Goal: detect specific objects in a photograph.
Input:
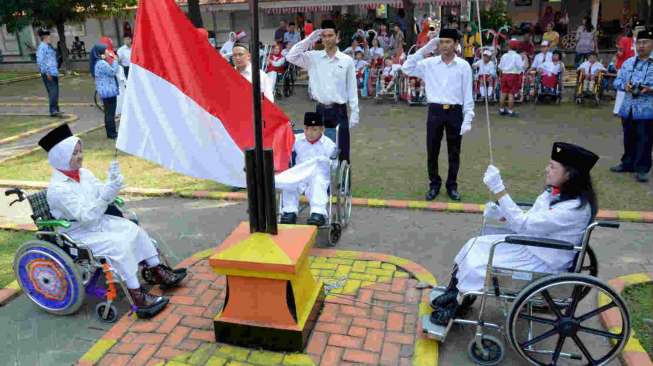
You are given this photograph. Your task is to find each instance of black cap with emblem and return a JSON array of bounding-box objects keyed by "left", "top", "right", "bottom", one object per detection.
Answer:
[
  {"left": 439, "top": 28, "right": 460, "bottom": 41},
  {"left": 638, "top": 28, "right": 653, "bottom": 40},
  {"left": 304, "top": 112, "right": 324, "bottom": 127},
  {"left": 38, "top": 124, "right": 73, "bottom": 152},
  {"left": 551, "top": 142, "right": 599, "bottom": 174}
]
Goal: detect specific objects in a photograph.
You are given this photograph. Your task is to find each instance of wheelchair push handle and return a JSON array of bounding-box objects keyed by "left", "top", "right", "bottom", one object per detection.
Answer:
[
  {"left": 597, "top": 221, "right": 620, "bottom": 229},
  {"left": 4, "top": 188, "right": 25, "bottom": 206}
]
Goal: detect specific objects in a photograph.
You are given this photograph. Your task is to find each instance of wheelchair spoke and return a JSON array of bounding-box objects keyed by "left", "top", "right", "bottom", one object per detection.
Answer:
[
  {"left": 518, "top": 313, "right": 556, "bottom": 326},
  {"left": 541, "top": 290, "right": 563, "bottom": 319},
  {"left": 579, "top": 326, "right": 623, "bottom": 340},
  {"left": 520, "top": 328, "right": 558, "bottom": 348},
  {"left": 566, "top": 284, "right": 585, "bottom": 317},
  {"left": 551, "top": 335, "right": 567, "bottom": 365},
  {"left": 577, "top": 301, "right": 616, "bottom": 322},
  {"left": 572, "top": 335, "right": 596, "bottom": 365}
]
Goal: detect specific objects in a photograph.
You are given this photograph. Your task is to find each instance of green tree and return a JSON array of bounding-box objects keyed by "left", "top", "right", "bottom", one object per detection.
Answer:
[{"left": 0, "top": 0, "right": 136, "bottom": 72}]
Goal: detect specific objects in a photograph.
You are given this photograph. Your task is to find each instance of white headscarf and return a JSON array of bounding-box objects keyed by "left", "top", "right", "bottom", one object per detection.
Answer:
[{"left": 47, "top": 136, "right": 80, "bottom": 171}]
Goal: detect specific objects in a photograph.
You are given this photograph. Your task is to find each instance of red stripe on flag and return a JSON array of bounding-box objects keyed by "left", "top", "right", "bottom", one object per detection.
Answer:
[{"left": 131, "top": 0, "right": 293, "bottom": 171}]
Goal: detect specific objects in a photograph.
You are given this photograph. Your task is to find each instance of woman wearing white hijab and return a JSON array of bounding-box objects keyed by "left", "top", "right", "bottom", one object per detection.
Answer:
[{"left": 38, "top": 124, "right": 186, "bottom": 318}]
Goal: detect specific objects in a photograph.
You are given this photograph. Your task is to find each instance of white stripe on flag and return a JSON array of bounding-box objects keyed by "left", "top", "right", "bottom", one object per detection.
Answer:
[{"left": 117, "top": 64, "right": 246, "bottom": 187}]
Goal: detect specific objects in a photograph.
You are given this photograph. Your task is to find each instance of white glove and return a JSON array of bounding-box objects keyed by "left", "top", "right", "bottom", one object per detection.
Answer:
[
  {"left": 307, "top": 29, "right": 323, "bottom": 43},
  {"left": 349, "top": 116, "right": 358, "bottom": 129},
  {"left": 483, "top": 165, "right": 505, "bottom": 194},
  {"left": 100, "top": 177, "right": 123, "bottom": 203},
  {"left": 419, "top": 37, "right": 439, "bottom": 56},
  {"left": 483, "top": 201, "right": 504, "bottom": 220},
  {"left": 108, "top": 160, "right": 120, "bottom": 180},
  {"left": 460, "top": 120, "right": 472, "bottom": 135}
]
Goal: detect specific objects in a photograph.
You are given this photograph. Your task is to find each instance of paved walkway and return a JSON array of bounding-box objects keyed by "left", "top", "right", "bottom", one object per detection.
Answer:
[{"left": 1, "top": 195, "right": 651, "bottom": 365}]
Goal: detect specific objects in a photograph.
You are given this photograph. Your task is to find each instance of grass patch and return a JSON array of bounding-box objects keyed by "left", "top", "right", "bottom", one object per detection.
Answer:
[
  {"left": 0, "top": 230, "right": 35, "bottom": 287},
  {"left": 0, "top": 72, "right": 34, "bottom": 82},
  {"left": 0, "top": 115, "right": 57, "bottom": 140},
  {"left": 623, "top": 282, "right": 653, "bottom": 359}
]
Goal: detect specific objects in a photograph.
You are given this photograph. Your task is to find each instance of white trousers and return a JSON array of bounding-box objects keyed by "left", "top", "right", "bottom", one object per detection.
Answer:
[
  {"left": 267, "top": 71, "right": 278, "bottom": 92},
  {"left": 281, "top": 173, "right": 329, "bottom": 215}
]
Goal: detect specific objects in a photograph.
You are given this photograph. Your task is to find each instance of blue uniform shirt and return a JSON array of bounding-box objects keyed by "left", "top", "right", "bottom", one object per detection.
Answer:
[
  {"left": 36, "top": 42, "right": 58, "bottom": 77},
  {"left": 614, "top": 56, "right": 653, "bottom": 121},
  {"left": 94, "top": 60, "right": 120, "bottom": 99}
]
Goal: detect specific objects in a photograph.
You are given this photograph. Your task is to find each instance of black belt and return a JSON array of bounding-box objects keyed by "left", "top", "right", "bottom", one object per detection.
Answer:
[
  {"left": 429, "top": 103, "right": 462, "bottom": 111},
  {"left": 317, "top": 102, "right": 346, "bottom": 109}
]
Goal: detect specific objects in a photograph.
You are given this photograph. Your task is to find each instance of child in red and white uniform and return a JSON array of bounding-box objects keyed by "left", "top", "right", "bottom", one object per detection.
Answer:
[
  {"left": 378, "top": 58, "right": 401, "bottom": 95},
  {"left": 354, "top": 50, "right": 370, "bottom": 93},
  {"left": 473, "top": 49, "right": 497, "bottom": 100},
  {"left": 498, "top": 39, "right": 525, "bottom": 117},
  {"left": 577, "top": 52, "right": 606, "bottom": 92},
  {"left": 538, "top": 50, "right": 565, "bottom": 90},
  {"left": 266, "top": 44, "right": 286, "bottom": 92}
]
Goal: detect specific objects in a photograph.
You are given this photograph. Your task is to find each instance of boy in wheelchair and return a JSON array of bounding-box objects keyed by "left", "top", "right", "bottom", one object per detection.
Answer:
[
  {"left": 472, "top": 49, "right": 497, "bottom": 101},
  {"left": 577, "top": 52, "right": 606, "bottom": 96},
  {"left": 279, "top": 112, "right": 336, "bottom": 227},
  {"left": 430, "top": 142, "right": 599, "bottom": 325},
  {"left": 38, "top": 124, "right": 187, "bottom": 318}
]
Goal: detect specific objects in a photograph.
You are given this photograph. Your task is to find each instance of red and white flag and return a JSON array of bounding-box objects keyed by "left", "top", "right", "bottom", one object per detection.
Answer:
[{"left": 117, "top": 0, "right": 294, "bottom": 187}]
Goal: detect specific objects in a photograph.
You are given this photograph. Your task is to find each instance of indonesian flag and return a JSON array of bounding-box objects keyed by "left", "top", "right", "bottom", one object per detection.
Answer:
[{"left": 117, "top": 0, "right": 294, "bottom": 187}]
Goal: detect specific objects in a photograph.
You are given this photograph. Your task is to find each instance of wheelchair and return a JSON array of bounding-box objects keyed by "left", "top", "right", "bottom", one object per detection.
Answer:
[
  {"left": 273, "top": 62, "right": 296, "bottom": 99},
  {"left": 474, "top": 73, "right": 499, "bottom": 103},
  {"left": 422, "top": 206, "right": 631, "bottom": 366},
  {"left": 277, "top": 126, "right": 352, "bottom": 246},
  {"left": 533, "top": 71, "right": 564, "bottom": 105},
  {"left": 4, "top": 188, "right": 183, "bottom": 323},
  {"left": 374, "top": 68, "right": 401, "bottom": 103},
  {"left": 574, "top": 70, "right": 605, "bottom": 106}
]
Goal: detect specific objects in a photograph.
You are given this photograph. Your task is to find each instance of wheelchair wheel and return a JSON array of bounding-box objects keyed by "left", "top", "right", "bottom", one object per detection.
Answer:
[
  {"left": 95, "top": 302, "right": 118, "bottom": 323},
  {"left": 337, "top": 161, "right": 352, "bottom": 228},
  {"left": 14, "top": 240, "right": 85, "bottom": 315},
  {"left": 467, "top": 335, "right": 505, "bottom": 366},
  {"left": 507, "top": 273, "right": 630, "bottom": 366},
  {"left": 328, "top": 223, "right": 341, "bottom": 246}
]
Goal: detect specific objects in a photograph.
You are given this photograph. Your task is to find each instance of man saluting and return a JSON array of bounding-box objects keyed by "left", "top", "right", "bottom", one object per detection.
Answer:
[{"left": 402, "top": 29, "right": 475, "bottom": 201}]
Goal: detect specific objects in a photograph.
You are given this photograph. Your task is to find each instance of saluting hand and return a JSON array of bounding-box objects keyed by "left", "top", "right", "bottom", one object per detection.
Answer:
[{"left": 307, "top": 29, "right": 323, "bottom": 44}]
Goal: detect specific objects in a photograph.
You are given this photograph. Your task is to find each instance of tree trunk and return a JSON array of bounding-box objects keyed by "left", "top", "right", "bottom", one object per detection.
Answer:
[
  {"left": 55, "top": 22, "right": 72, "bottom": 73},
  {"left": 402, "top": 0, "right": 416, "bottom": 48},
  {"left": 187, "top": 0, "right": 203, "bottom": 28}
]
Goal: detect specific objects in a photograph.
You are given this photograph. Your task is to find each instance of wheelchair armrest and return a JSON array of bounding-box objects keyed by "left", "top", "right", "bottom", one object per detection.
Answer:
[
  {"left": 330, "top": 148, "right": 341, "bottom": 160},
  {"left": 114, "top": 197, "right": 125, "bottom": 207},
  {"left": 504, "top": 235, "right": 577, "bottom": 251},
  {"left": 35, "top": 219, "right": 72, "bottom": 230},
  {"left": 514, "top": 201, "right": 534, "bottom": 208}
]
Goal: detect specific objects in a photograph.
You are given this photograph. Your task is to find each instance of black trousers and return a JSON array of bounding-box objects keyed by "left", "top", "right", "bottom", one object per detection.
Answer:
[
  {"left": 427, "top": 104, "right": 463, "bottom": 190},
  {"left": 102, "top": 96, "right": 118, "bottom": 139},
  {"left": 123, "top": 65, "right": 130, "bottom": 79},
  {"left": 621, "top": 116, "right": 653, "bottom": 174},
  {"left": 316, "top": 103, "right": 350, "bottom": 162},
  {"left": 41, "top": 74, "right": 60, "bottom": 116}
]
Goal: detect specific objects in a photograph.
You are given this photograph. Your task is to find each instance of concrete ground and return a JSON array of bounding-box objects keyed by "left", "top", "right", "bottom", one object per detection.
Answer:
[{"left": 0, "top": 193, "right": 650, "bottom": 365}]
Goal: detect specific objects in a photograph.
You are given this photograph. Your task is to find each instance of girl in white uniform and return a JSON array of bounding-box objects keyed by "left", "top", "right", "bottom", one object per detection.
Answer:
[
  {"left": 38, "top": 124, "right": 187, "bottom": 318},
  {"left": 431, "top": 142, "right": 599, "bottom": 325}
]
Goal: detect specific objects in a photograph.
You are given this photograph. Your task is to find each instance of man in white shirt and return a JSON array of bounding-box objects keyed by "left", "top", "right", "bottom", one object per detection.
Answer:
[
  {"left": 402, "top": 28, "right": 474, "bottom": 202},
  {"left": 498, "top": 39, "right": 525, "bottom": 117},
  {"left": 117, "top": 36, "right": 132, "bottom": 79},
  {"left": 232, "top": 43, "right": 274, "bottom": 102},
  {"left": 286, "top": 19, "right": 359, "bottom": 162}
]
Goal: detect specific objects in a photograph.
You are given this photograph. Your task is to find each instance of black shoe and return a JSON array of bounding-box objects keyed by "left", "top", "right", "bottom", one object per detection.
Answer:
[
  {"left": 430, "top": 288, "right": 458, "bottom": 309},
  {"left": 128, "top": 288, "right": 169, "bottom": 319},
  {"left": 148, "top": 265, "right": 187, "bottom": 290},
  {"left": 636, "top": 172, "right": 650, "bottom": 182},
  {"left": 447, "top": 188, "right": 461, "bottom": 201},
  {"left": 429, "top": 301, "right": 458, "bottom": 326},
  {"left": 610, "top": 164, "right": 634, "bottom": 173},
  {"left": 280, "top": 212, "right": 297, "bottom": 224},
  {"left": 306, "top": 213, "right": 326, "bottom": 226},
  {"left": 425, "top": 187, "right": 440, "bottom": 201}
]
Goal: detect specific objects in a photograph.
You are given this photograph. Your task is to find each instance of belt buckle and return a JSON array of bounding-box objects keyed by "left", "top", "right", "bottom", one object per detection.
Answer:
[{"left": 443, "top": 104, "right": 450, "bottom": 110}]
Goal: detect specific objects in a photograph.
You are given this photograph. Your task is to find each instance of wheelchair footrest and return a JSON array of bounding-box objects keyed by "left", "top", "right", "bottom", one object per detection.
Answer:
[
  {"left": 428, "top": 286, "right": 449, "bottom": 304},
  {"left": 421, "top": 314, "right": 453, "bottom": 342}
]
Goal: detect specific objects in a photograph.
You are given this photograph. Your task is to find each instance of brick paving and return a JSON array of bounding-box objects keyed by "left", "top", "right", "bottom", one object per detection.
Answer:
[{"left": 77, "top": 249, "right": 438, "bottom": 366}]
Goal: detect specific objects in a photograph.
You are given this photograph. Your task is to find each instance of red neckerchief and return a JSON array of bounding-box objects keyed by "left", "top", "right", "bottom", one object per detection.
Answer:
[
  {"left": 551, "top": 186, "right": 561, "bottom": 197},
  {"left": 307, "top": 136, "right": 321, "bottom": 145},
  {"left": 59, "top": 169, "right": 80, "bottom": 182}
]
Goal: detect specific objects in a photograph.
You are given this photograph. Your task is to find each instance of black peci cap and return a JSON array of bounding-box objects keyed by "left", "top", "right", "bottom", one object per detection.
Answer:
[
  {"left": 551, "top": 142, "right": 599, "bottom": 174},
  {"left": 439, "top": 28, "right": 460, "bottom": 41},
  {"left": 304, "top": 112, "right": 324, "bottom": 127},
  {"left": 38, "top": 124, "right": 73, "bottom": 152},
  {"left": 321, "top": 19, "right": 337, "bottom": 31}
]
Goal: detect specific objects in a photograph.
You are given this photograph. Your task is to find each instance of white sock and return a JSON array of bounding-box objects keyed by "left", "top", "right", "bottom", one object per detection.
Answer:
[
  {"left": 145, "top": 256, "right": 160, "bottom": 267},
  {"left": 125, "top": 274, "right": 141, "bottom": 289}
]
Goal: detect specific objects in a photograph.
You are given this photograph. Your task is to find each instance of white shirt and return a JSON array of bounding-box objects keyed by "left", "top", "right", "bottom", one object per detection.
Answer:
[
  {"left": 473, "top": 60, "right": 497, "bottom": 77},
  {"left": 402, "top": 54, "right": 475, "bottom": 124},
  {"left": 531, "top": 51, "right": 553, "bottom": 70},
  {"left": 117, "top": 45, "right": 131, "bottom": 67},
  {"left": 498, "top": 50, "right": 525, "bottom": 74},
  {"left": 382, "top": 64, "right": 401, "bottom": 77},
  {"left": 369, "top": 47, "right": 384, "bottom": 59},
  {"left": 286, "top": 37, "right": 359, "bottom": 127},
  {"left": 238, "top": 64, "right": 274, "bottom": 102},
  {"left": 354, "top": 59, "right": 369, "bottom": 72},
  {"left": 294, "top": 133, "right": 337, "bottom": 167},
  {"left": 578, "top": 60, "right": 606, "bottom": 76},
  {"left": 540, "top": 61, "right": 563, "bottom": 76}
]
